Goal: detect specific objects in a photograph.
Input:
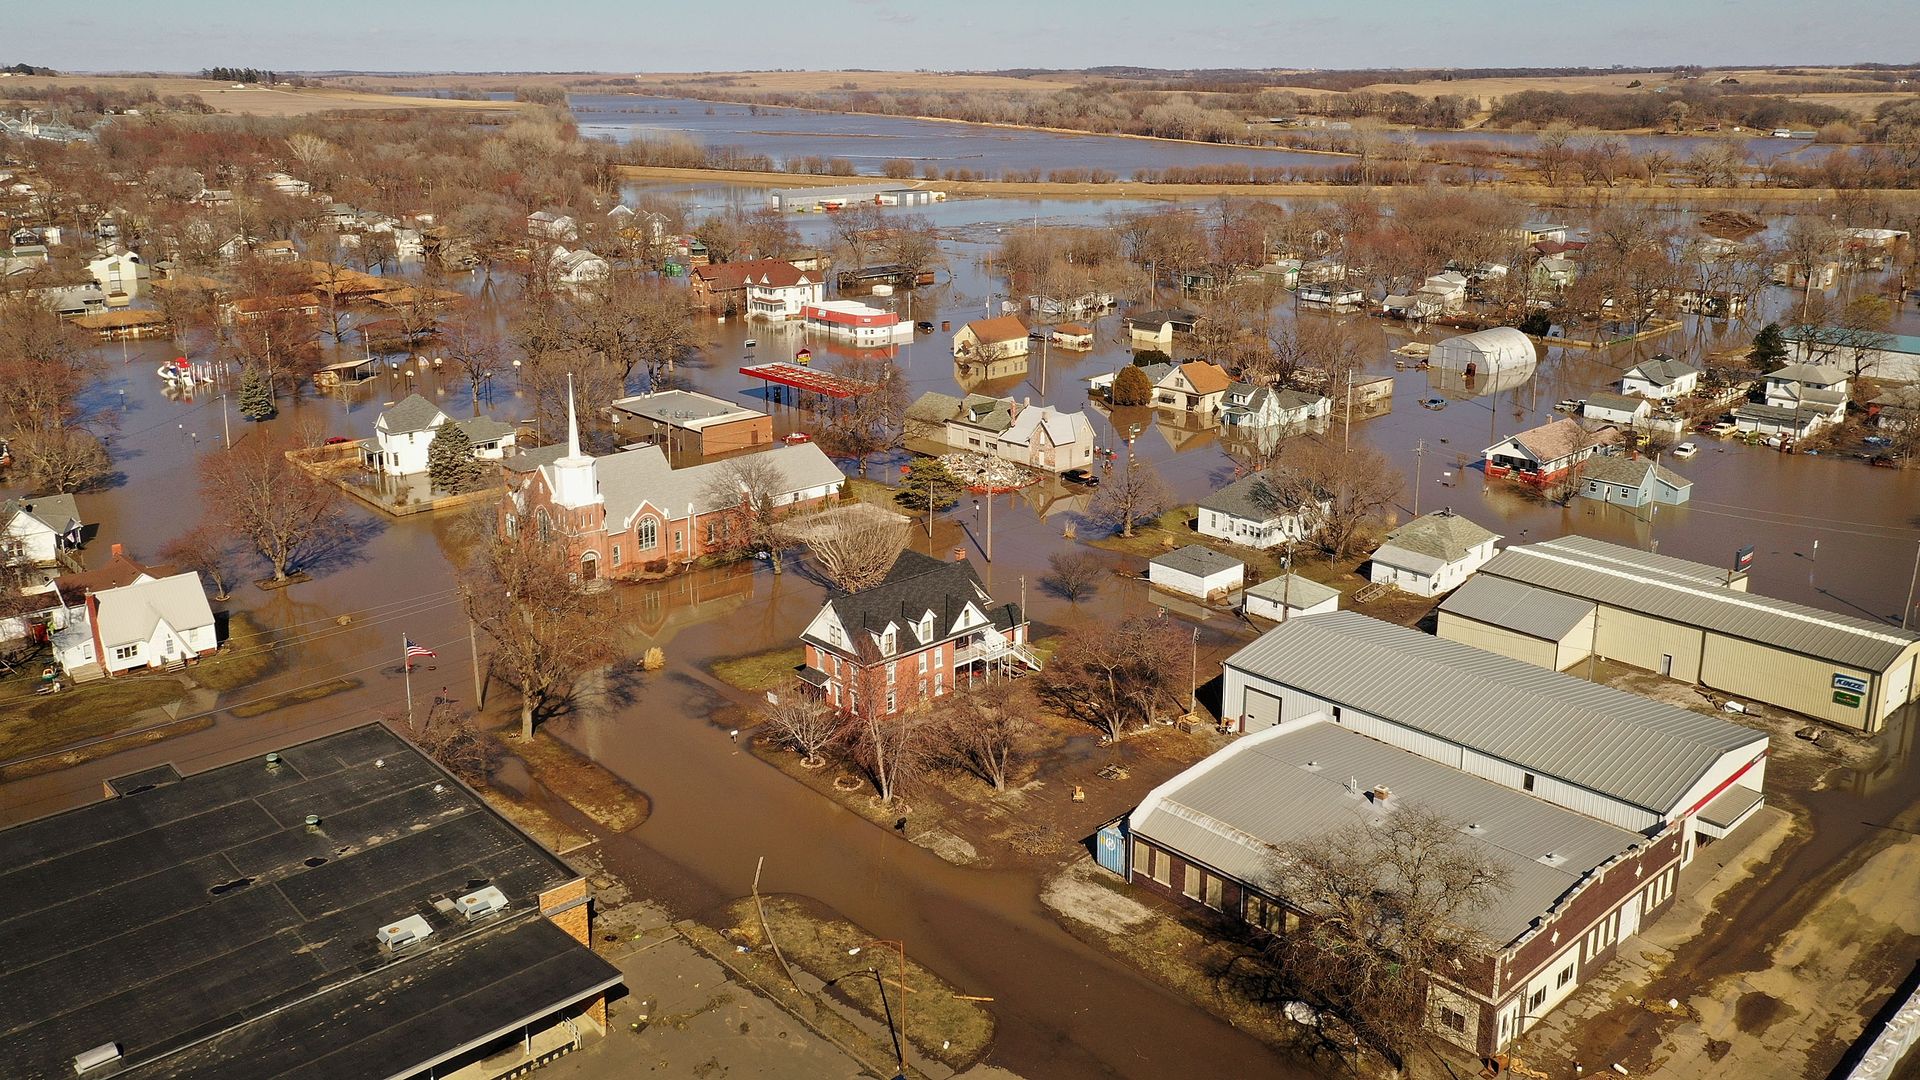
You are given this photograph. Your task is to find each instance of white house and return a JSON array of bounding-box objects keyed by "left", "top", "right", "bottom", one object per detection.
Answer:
[
  {"left": 549, "top": 246, "right": 610, "bottom": 287},
  {"left": 1, "top": 495, "right": 83, "bottom": 584},
  {"left": 1416, "top": 270, "right": 1469, "bottom": 313},
  {"left": 1218, "top": 384, "right": 1329, "bottom": 432},
  {"left": 1761, "top": 363, "right": 1849, "bottom": 422},
  {"left": 86, "top": 571, "right": 218, "bottom": 676},
  {"left": 1152, "top": 361, "right": 1232, "bottom": 414},
  {"left": 1149, "top": 545, "right": 1245, "bottom": 601},
  {"left": 1621, "top": 357, "right": 1701, "bottom": 400},
  {"left": 912, "top": 393, "right": 1097, "bottom": 473},
  {"left": 368, "top": 394, "right": 518, "bottom": 477},
  {"left": 1368, "top": 509, "right": 1501, "bottom": 597},
  {"left": 1241, "top": 573, "right": 1340, "bottom": 622},
  {"left": 86, "top": 249, "right": 148, "bottom": 302},
  {"left": 527, "top": 211, "right": 578, "bottom": 242},
  {"left": 1198, "top": 473, "right": 1325, "bottom": 550},
  {"left": 1583, "top": 391, "right": 1653, "bottom": 427},
  {"left": 744, "top": 263, "right": 825, "bottom": 320}
]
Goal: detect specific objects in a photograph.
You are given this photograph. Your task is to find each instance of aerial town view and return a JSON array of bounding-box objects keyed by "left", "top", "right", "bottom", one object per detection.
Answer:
[{"left": 4, "top": 4, "right": 1920, "bottom": 1079}]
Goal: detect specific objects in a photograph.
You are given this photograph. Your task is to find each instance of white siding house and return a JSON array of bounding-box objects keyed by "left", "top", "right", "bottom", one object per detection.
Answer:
[
  {"left": 89, "top": 571, "right": 218, "bottom": 675},
  {"left": 1620, "top": 358, "right": 1701, "bottom": 400},
  {"left": 1197, "top": 473, "right": 1326, "bottom": 550},
  {"left": 369, "top": 394, "right": 517, "bottom": 477},
  {"left": 1368, "top": 510, "right": 1500, "bottom": 597}
]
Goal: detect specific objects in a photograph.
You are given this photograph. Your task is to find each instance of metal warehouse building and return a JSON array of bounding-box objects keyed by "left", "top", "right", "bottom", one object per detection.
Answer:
[
  {"left": 1222, "top": 612, "right": 1770, "bottom": 853},
  {"left": 1449, "top": 536, "right": 1920, "bottom": 732}
]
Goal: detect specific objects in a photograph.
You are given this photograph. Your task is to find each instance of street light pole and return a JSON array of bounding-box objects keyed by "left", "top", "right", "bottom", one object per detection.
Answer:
[{"left": 849, "top": 941, "right": 909, "bottom": 1077}]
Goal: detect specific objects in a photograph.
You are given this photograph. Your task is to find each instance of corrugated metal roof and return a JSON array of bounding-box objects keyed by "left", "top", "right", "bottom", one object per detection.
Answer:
[
  {"left": 1223, "top": 612, "right": 1765, "bottom": 814},
  {"left": 1483, "top": 537, "right": 1920, "bottom": 671},
  {"left": 1440, "top": 575, "right": 1594, "bottom": 640},
  {"left": 1130, "top": 721, "right": 1647, "bottom": 945}
]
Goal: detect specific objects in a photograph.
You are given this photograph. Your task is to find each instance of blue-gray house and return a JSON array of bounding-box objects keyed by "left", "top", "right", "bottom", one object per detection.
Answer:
[{"left": 1576, "top": 455, "right": 1692, "bottom": 508}]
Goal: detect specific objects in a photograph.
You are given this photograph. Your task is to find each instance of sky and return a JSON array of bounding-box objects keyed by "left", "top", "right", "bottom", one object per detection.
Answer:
[{"left": 21, "top": 0, "right": 1920, "bottom": 74}]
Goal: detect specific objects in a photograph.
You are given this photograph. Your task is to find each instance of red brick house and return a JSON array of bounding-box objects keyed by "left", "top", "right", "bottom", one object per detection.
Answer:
[
  {"left": 799, "top": 551, "right": 1036, "bottom": 715},
  {"left": 502, "top": 390, "right": 844, "bottom": 582}
]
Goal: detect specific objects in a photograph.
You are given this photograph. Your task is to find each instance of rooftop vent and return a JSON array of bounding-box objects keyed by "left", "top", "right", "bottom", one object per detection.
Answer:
[
  {"left": 377, "top": 914, "right": 434, "bottom": 950},
  {"left": 455, "top": 885, "right": 509, "bottom": 921},
  {"left": 304, "top": 814, "right": 322, "bottom": 828},
  {"left": 1539, "top": 851, "right": 1567, "bottom": 867},
  {"left": 1301, "top": 759, "right": 1322, "bottom": 772},
  {"left": 73, "top": 1042, "right": 121, "bottom": 1074},
  {"left": 265, "top": 752, "right": 281, "bottom": 767}
]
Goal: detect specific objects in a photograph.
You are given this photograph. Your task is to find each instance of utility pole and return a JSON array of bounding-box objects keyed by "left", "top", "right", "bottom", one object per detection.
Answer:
[
  {"left": 1189, "top": 626, "right": 1200, "bottom": 715},
  {"left": 469, "top": 617, "right": 485, "bottom": 706},
  {"left": 985, "top": 488, "right": 993, "bottom": 561},
  {"left": 1281, "top": 538, "right": 1295, "bottom": 622},
  {"left": 1904, "top": 541, "right": 1920, "bottom": 631},
  {"left": 221, "top": 392, "right": 232, "bottom": 449},
  {"left": 1413, "top": 440, "right": 1427, "bottom": 516},
  {"left": 1344, "top": 370, "right": 1354, "bottom": 452}
]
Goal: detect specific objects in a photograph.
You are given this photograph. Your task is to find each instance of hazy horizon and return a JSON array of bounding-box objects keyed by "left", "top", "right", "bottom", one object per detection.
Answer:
[{"left": 14, "top": 0, "right": 1919, "bottom": 77}]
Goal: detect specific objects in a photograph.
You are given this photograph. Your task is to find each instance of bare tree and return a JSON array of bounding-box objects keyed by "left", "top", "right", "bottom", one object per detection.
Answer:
[
  {"left": 839, "top": 639, "right": 926, "bottom": 804},
  {"left": 1042, "top": 549, "right": 1106, "bottom": 602},
  {"left": 938, "top": 678, "right": 1034, "bottom": 792},
  {"left": 160, "top": 523, "right": 239, "bottom": 601},
  {"left": 1262, "top": 804, "right": 1511, "bottom": 1071},
  {"left": 784, "top": 503, "right": 910, "bottom": 592},
  {"left": 1087, "top": 459, "right": 1171, "bottom": 538},
  {"left": 1037, "top": 615, "right": 1189, "bottom": 742},
  {"left": 830, "top": 203, "right": 885, "bottom": 269},
  {"left": 460, "top": 512, "right": 617, "bottom": 739},
  {"left": 699, "top": 453, "right": 797, "bottom": 572},
  {"left": 1278, "top": 441, "right": 1401, "bottom": 562},
  {"left": 438, "top": 311, "right": 506, "bottom": 416},
  {"left": 880, "top": 216, "right": 944, "bottom": 282},
  {"left": 9, "top": 426, "right": 111, "bottom": 493},
  {"left": 196, "top": 434, "right": 346, "bottom": 583},
  {"left": 760, "top": 678, "right": 840, "bottom": 766},
  {"left": 815, "top": 355, "right": 907, "bottom": 476},
  {"left": 389, "top": 701, "right": 500, "bottom": 786}
]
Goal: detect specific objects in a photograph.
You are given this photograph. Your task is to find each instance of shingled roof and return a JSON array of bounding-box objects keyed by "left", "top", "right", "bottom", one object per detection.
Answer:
[{"left": 812, "top": 551, "right": 1020, "bottom": 651}]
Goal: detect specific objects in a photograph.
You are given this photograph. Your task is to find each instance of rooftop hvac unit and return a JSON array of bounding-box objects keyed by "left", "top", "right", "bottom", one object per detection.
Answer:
[
  {"left": 73, "top": 1042, "right": 121, "bottom": 1074},
  {"left": 376, "top": 914, "right": 435, "bottom": 949},
  {"left": 455, "top": 885, "right": 508, "bottom": 921}
]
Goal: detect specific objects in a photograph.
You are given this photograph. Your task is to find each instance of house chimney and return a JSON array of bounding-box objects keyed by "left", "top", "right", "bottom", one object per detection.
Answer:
[
  {"left": 952, "top": 547, "right": 968, "bottom": 563},
  {"left": 111, "top": 543, "right": 123, "bottom": 558}
]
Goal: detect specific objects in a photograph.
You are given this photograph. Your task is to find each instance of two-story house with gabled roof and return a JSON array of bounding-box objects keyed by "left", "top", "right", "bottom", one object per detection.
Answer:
[{"left": 800, "top": 551, "right": 1034, "bottom": 715}]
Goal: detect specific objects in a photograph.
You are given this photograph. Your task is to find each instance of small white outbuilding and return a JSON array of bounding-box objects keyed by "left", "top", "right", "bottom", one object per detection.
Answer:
[{"left": 1149, "top": 545, "right": 1245, "bottom": 601}]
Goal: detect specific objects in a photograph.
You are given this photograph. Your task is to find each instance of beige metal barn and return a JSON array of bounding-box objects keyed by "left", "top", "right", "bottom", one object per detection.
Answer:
[{"left": 1455, "top": 536, "right": 1920, "bottom": 732}]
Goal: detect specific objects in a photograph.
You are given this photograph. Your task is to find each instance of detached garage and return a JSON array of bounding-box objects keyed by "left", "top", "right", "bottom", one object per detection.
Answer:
[
  {"left": 1150, "top": 545, "right": 1245, "bottom": 601},
  {"left": 1243, "top": 574, "right": 1339, "bottom": 623},
  {"left": 1438, "top": 575, "right": 1596, "bottom": 671}
]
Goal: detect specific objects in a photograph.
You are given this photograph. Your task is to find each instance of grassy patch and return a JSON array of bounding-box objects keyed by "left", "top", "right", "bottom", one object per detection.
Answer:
[
  {"left": 843, "top": 477, "right": 904, "bottom": 509},
  {"left": 0, "top": 675, "right": 188, "bottom": 762},
  {"left": 710, "top": 645, "right": 806, "bottom": 693},
  {"left": 475, "top": 783, "right": 593, "bottom": 854},
  {"left": 191, "top": 611, "right": 279, "bottom": 691},
  {"left": 721, "top": 894, "right": 994, "bottom": 1070},
  {"left": 1083, "top": 505, "right": 1198, "bottom": 559},
  {"left": 0, "top": 716, "right": 214, "bottom": 782},
  {"left": 505, "top": 732, "right": 649, "bottom": 833},
  {"left": 228, "top": 677, "right": 360, "bottom": 718}
]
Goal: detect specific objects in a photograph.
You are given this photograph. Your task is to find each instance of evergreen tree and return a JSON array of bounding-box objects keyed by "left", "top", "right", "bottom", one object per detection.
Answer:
[
  {"left": 1748, "top": 322, "right": 1789, "bottom": 372},
  {"left": 237, "top": 364, "right": 276, "bottom": 421},
  {"left": 427, "top": 422, "right": 485, "bottom": 494},
  {"left": 896, "top": 458, "right": 964, "bottom": 512},
  {"left": 1111, "top": 364, "right": 1154, "bottom": 406}
]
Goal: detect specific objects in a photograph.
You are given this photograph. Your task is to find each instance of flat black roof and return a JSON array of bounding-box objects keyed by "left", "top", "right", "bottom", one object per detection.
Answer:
[{"left": 0, "top": 723, "right": 619, "bottom": 1080}]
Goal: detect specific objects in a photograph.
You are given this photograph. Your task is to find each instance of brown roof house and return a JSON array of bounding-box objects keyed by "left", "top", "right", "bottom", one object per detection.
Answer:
[
  {"left": 1152, "top": 361, "right": 1232, "bottom": 414},
  {"left": 953, "top": 314, "right": 1031, "bottom": 363}
]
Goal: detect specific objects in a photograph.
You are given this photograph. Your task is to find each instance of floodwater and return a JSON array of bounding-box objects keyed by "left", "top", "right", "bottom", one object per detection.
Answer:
[
  {"left": 6, "top": 176, "right": 1920, "bottom": 1078},
  {"left": 575, "top": 94, "right": 1839, "bottom": 177},
  {"left": 577, "top": 95, "right": 1352, "bottom": 175}
]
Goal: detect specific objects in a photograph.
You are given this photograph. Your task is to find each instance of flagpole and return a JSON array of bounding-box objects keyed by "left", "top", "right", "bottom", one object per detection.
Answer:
[{"left": 404, "top": 634, "right": 414, "bottom": 727}]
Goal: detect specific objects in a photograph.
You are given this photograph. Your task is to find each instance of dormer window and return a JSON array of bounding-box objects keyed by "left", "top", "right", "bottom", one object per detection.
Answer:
[
  {"left": 881, "top": 628, "right": 896, "bottom": 655},
  {"left": 919, "top": 614, "right": 934, "bottom": 642}
]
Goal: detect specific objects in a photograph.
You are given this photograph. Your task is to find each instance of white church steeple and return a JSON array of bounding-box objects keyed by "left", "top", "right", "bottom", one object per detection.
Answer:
[{"left": 548, "top": 374, "right": 601, "bottom": 510}]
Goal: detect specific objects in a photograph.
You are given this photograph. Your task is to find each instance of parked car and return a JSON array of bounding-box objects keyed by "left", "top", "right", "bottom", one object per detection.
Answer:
[
  {"left": 915, "top": 321, "right": 935, "bottom": 334},
  {"left": 1708, "top": 421, "right": 1738, "bottom": 437},
  {"left": 324, "top": 435, "right": 352, "bottom": 445},
  {"left": 1671, "top": 442, "right": 1698, "bottom": 458},
  {"left": 1419, "top": 397, "right": 1447, "bottom": 410},
  {"left": 1062, "top": 468, "right": 1100, "bottom": 487}
]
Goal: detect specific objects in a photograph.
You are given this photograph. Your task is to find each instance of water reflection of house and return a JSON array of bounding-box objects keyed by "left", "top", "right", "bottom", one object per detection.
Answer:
[
  {"left": 1429, "top": 362, "right": 1535, "bottom": 401},
  {"left": 1050, "top": 323, "right": 1094, "bottom": 350},
  {"left": 799, "top": 551, "right": 1034, "bottom": 714},
  {"left": 954, "top": 353, "right": 1029, "bottom": 393},
  {"left": 627, "top": 563, "right": 756, "bottom": 641}
]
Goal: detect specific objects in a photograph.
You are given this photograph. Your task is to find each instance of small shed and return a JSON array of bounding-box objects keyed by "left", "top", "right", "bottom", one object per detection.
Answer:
[
  {"left": 1149, "top": 545, "right": 1245, "bottom": 601},
  {"left": 1430, "top": 327, "right": 1537, "bottom": 379},
  {"left": 1243, "top": 574, "right": 1339, "bottom": 622},
  {"left": 1051, "top": 323, "right": 1094, "bottom": 350},
  {"left": 1582, "top": 391, "right": 1652, "bottom": 426}
]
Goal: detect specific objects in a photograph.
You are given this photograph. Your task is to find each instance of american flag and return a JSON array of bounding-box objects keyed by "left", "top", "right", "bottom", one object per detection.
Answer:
[{"left": 405, "top": 639, "right": 436, "bottom": 661}]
